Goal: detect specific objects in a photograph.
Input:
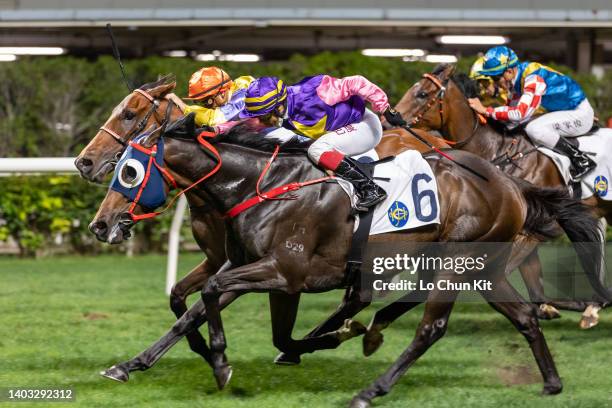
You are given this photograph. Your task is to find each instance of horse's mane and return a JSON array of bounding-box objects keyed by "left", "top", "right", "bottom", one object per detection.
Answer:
[
  {"left": 164, "top": 112, "right": 312, "bottom": 154},
  {"left": 450, "top": 73, "right": 479, "bottom": 99},
  {"left": 211, "top": 125, "right": 313, "bottom": 154},
  {"left": 140, "top": 74, "right": 176, "bottom": 91}
]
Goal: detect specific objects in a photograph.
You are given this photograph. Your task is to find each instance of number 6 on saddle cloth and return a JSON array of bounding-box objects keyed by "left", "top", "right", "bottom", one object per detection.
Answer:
[{"left": 110, "top": 132, "right": 173, "bottom": 216}]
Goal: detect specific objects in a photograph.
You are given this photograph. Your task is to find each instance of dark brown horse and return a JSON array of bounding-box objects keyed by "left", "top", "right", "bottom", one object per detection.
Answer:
[
  {"left": 394, "top": 64, "right": 611, "bottom": 328},
  {"left": 75, "top": 76, "right": 450, "bottom": 367},
  {"left": 89, "top": 118, "right": 609, "bottom": 407}
]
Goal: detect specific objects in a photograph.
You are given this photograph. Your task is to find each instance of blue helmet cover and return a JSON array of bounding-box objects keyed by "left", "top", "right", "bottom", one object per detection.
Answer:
[{"left": 110, "top": 133, "right": 168, "bottom": 210}]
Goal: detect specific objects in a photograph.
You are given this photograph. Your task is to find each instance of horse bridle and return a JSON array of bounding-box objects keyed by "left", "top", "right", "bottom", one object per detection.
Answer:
[
  {"left": 412, "top": 73, "right": 481, "bottom": 149},
  {"left": 99, "top": 89, "right": 176, "bottom": 149},
  {"left": 410, "top": 73, "right": 447, "bottom": 129}
]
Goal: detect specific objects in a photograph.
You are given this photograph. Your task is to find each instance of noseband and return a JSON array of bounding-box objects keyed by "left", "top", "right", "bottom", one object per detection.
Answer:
[{"left": 100, "top": 89, "right": 175, "bottom": 148}]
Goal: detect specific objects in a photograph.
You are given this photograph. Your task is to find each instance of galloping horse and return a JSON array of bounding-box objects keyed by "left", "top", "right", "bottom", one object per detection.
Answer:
[
  {"left": 89, "top": 116, "right": 609, "bottom": 407},
  {"left": 394, "top": 64, "right": 611, "bottom": 328},
  {"left": 74, "top": 75, "right": 449, "bottom": 366}
]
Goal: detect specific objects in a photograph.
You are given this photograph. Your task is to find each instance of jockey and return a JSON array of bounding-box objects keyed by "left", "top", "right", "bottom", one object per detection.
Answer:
[
  {"left": 469, "top": 56, "right": 498, "bottom": 101},
  {"left": 181, "top": 66, "right": 254, "bottom": 128},
  {"left": 469, "top": 56, "right": 508, "bottom": 106},
  {"left": 468, "top": 46, "right": 596, "bottom": 180},
  {"left": 239, "top": 75, "right": 405, "bottom": 211}
]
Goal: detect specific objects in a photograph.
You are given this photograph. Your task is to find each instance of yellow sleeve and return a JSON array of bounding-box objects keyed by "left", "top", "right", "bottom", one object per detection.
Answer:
[
  {"left": 183, "top": 105, "right": 226, "bottom": 127},
  {"left": 233, "top": 75, "right": 255, "bottom": 91}
]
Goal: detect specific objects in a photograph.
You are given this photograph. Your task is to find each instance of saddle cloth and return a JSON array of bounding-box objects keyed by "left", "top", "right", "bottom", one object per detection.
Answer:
[
  {"left": 537, "top": 128, "right": 612, "bottom": 200},
  {"left": 337, "top": 149, "right": 441, "bottom": 235}
]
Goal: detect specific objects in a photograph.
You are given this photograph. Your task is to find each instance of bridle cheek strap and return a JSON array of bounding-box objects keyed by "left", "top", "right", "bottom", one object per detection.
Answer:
[
  {"left": 129, "top": 131, "right": 222, "bottom": 222},
  {"left": 99, "top": 89, "right": 162, "bottom": 147}
]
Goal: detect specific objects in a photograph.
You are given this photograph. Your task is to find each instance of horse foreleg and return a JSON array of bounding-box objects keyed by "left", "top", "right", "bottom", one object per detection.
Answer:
[
  {"left": 101, "top": 263, "right": 239, "bottom": 383},
  {"left": 269, "top": 292, "right": 366, "bottom": 364},
  {"left": 274, "top": 285, "right": 371, "bottom": 365},
  {"left": 202, "top": 258, "right": 289, "bottom": 390},
  {"left": 169, "top": 259, "right": 217, "bottom": 365}
]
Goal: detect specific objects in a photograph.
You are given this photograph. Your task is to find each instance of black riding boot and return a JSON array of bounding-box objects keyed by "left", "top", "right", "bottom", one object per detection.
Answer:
[
  {"left": 334, "top": 157, "right": 387, "bottom": 211},
  {"left": 553, "top": 137, "right": 596, "bottom": 180}
]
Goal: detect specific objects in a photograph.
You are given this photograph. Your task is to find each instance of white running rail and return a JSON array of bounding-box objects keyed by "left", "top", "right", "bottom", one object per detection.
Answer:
[{"left": 0, "top": 157, "right": 187, "bottom": 294}]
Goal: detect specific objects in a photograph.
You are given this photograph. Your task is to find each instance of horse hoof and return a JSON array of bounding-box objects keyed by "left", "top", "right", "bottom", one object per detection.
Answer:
[
  {"left": 579, "top": 315, "right": 599, "bottom": 329},
  {"left": 337, "top": 319, "right": 368, "bottom": 342},
  {"left": 100, "top": 365, "right": 129, "bottom": 383},
  {"left": 274, "top": 352, "right": 301, "bottom": 365},
  {"left": 348, "top": 396, "right": 371, "bottom": 408},
  {"left": 580, "top": 305, "right": 601, "bottom": 330},
  {"left": 542, "top": 381, "right": 563, "bottom": 395},
  {"left": 363, "top": 329, "right": 384, "bottom": 357},
  {"left": 538, "top": 304, "right": 561, "bottom": 320},
  {"left": 214, "top": 365, "right": 233, "bottom": 390}
]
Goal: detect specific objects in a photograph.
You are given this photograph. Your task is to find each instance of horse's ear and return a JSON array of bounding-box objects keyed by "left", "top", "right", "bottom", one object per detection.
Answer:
[
  {"left": 148, "top": 74, "right": 177, "bottom": 97},
  {"left": 447, "top": 64, "right": 457, "bottom": 76}
]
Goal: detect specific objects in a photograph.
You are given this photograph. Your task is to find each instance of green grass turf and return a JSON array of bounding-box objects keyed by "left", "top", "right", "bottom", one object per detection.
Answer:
[{"left": 0, "top": 254, "right": 611, "bottom": 408}]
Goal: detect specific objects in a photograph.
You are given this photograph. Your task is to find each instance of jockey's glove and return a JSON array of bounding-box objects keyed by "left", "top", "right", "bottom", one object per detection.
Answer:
[{"left": 383, "top": 108, "right": 406, "bottom": 127}]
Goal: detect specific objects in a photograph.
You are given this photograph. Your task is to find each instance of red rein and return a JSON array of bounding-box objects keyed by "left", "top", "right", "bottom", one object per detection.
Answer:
[{"left": 130, "top": 131, "right": 332, "bottom": 221}]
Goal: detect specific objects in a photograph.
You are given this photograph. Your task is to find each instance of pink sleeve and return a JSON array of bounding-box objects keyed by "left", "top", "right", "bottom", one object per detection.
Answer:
[
  {"left": 214, "top": 118, "right": 266, "bottom": 134},
  {"left": 316, "top": 75, "right": 390, "bottom": 113}
]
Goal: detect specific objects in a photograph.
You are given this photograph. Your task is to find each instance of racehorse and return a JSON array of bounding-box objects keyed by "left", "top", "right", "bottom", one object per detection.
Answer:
[
  {"left": 88, "top": 115, "right": 610, "bottom": 407},
  {"left": 74, "top": 75, "right": 450, "bottom": 367},
  {"left": 393, "top": 64, "right": 611, "bottom": 328}
]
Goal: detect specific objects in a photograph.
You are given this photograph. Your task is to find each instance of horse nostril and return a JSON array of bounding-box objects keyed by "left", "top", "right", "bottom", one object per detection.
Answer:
[
  {"left": 75, "top": 157, "right": 94, "bottom": 173},
  {"left": 89, "top": 221, "right": 108, "bottom": 236}
]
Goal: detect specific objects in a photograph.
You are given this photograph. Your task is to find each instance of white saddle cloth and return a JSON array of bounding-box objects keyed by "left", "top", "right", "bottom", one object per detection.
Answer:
[
  {"left": 337, "top": 149, "right": 441, "bottom": 235},
  {"left": 537, "top": 128, "right": 612, "bottom": 200}
]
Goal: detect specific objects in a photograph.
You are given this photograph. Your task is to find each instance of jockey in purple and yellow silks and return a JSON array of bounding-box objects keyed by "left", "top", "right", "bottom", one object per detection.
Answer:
[
  {"left": 468, "top": 46, "right": 595, "bottom": 180},
  {"left": 240, "top": 74, "right": 405, "bottom": 211},
  {"left": 180, "top": 66, "right": 254, "bottom": 130}
]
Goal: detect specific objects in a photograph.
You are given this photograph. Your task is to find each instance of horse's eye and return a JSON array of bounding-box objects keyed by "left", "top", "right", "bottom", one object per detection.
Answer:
[
  {"left": 417, "top": 91, "right": 428, "bottom": 99},
  {"left": 123, "top": 110, "right": 136, "bottom": 120}
]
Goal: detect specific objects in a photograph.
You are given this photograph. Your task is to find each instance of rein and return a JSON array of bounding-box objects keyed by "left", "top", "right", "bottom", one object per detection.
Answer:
[
  {"left": 227, "top": 145, "right": 334, "bottom": 218},
  {"left": 100, "top": 89, "right": 176, "bottom": 148},
  {"left": 126, "top": 134, "right": 333, "bottom": 221},
  {"left": 127, "top": 130, "right": 222, "bottom": 221}
]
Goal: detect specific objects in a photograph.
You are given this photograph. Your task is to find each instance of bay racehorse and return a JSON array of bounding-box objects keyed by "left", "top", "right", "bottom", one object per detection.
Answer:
[
  {"left": 394, "top": 64, "right": 611, "bottom": 328},
  {"left": 88, "top": 116, "right": 610, "bottom": 407},
  {"left": 75, "top": 75, "right": 450, "bottom": 367}
]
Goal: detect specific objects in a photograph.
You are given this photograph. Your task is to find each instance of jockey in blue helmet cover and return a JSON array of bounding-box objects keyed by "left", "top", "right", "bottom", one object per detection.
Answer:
[{"left": 468, "top": 46, "right": 595, "bottom": 180}]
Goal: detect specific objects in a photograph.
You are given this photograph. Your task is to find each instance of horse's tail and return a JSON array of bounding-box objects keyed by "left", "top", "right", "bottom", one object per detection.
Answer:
[{"left": 515, "top": 177, "right": 611, "bottom": 302}]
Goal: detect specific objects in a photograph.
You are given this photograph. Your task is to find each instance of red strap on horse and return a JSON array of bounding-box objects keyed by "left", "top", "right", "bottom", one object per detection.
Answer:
[
  {"left": 129, "top": 130, "right": 222, "bottom": 221},
  {"left": 226, "top": 145, "right": 333, "bottom": 218}
]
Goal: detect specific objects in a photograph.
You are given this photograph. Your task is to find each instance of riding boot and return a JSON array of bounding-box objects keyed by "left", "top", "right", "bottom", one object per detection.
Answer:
[
  {"left": 334, "top": 157, "right": 387, "bottom": 211},
  {"left": 553, "top": 137, "right": 596, "bottom": 180}
]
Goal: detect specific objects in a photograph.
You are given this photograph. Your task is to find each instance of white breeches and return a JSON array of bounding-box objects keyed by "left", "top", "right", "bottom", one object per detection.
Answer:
[
  {"left": 525, "top": 99, "right": 594, "bottom": 148},
  {"left": 307, "top": 109, "right": 383, "bottom": 163}
]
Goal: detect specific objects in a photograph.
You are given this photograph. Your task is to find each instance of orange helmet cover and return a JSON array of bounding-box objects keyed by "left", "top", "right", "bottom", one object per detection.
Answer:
[{"left": 187, "top": 66, "right": 233, "bottom": 100}]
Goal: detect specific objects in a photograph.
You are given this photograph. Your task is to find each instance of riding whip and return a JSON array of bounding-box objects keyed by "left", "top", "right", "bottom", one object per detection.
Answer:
[{"left": 106, "top": 23, "right": 133, "bottom": 91}]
